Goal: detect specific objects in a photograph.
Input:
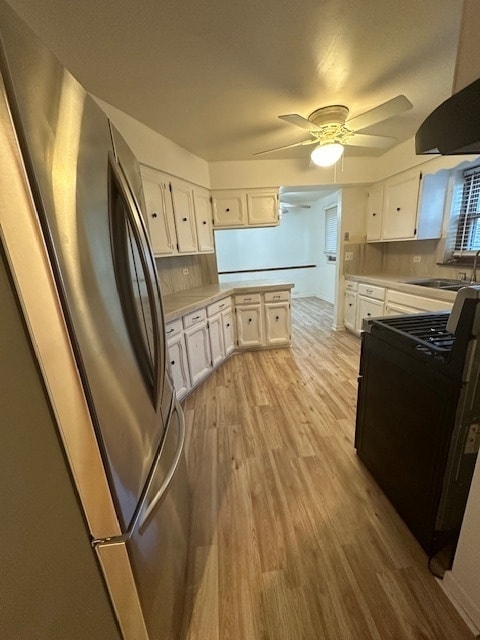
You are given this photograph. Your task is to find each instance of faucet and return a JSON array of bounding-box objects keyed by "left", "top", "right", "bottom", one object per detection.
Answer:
[{"left": 471, "top": 249, "right": 480, "bottom": 283}]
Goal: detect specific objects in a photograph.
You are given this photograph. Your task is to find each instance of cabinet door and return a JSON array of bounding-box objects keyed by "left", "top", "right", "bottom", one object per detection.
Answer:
[
  {"left": 193, "top": 187, "right": 214, "bottom": 253},
  {"left": 170, "top": 179, "right": 198, "bottom": 254},
  {"left": 382, "top": 171, "right": 420, "bottom": 240},
  {"left": 344, "top": 290, "right": 358, "bottom": 331},
  {"left": 208, "top": 313, "right": 225, "bottom": 368},
  {"left": 167, "top": 334, "right": 191, "bottom": 399},
  {"left": 184, "top": 322, "right": 212, "bottom": 386},
  {"left": 356, "top": 296, "right": 384, "bottom": 332},
  {"left": 265, "top": 302, "right": 290, "bottom": 346},
  {"left": 222, "top": 308, "right": 235, "bottom": 357},
  {"left": 366, "top": 185, "right": 383, "bottom": 242},
  {"left": 142, "top": 177, "right": 177, "bottom": 256},
  {"left": 213, "top": 192, "right": 247, "bottom": 227},
  {"left": 246, "top": 190, "right": 279, "bottom": 226},
  {"left": 236, "top": 304, "right": 265, "bottom": 348}
]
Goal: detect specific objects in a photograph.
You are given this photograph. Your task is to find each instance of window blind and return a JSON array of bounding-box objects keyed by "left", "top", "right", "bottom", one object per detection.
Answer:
[
  {"left": 325, "top": 206, "right": 337, "bottom": 255},
  {"left": 454, "top": 166, "right": 480, "bottom": 255}
]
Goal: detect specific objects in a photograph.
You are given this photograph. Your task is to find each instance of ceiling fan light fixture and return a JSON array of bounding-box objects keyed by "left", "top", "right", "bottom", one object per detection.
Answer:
[{"left": 310, "top": 142, "right": 344, "bottom": 167}]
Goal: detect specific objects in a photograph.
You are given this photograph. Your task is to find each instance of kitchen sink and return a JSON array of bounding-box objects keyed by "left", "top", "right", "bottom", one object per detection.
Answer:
[{"left": 405, "top": 278, "right": 474, "bottom": 292}]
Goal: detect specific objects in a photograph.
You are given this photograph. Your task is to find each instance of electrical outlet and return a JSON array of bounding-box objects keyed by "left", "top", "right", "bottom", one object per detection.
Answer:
[
  {"left": 182, "top": 268, "right": 189, "bottom": 275},
  {"left": 465, "top": 423, "right": 480, "bottom": 454},
  {"left": 345, "top": 251, "right": 354, "bottom": 262},
  {"left": 413, "top": 256, "right": 421, "bottom": 263}
]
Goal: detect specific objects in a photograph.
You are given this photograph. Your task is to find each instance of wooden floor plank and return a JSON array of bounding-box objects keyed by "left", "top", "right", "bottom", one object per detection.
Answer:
[{"left": 180, "top": 297, "right": 474, "bottom": 640}]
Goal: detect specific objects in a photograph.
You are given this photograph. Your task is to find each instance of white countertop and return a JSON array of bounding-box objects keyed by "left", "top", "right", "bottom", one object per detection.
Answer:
[
  {"left": 162, "top": 279, "right": 294, "bottom": 322},
  {"left": 345, "top": 273, "right": 459, "bottom": 303}
]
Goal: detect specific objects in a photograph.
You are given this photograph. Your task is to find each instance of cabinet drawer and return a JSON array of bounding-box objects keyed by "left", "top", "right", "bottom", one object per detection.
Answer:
[
  {"left": 345, "top": 280, "right": 358, "bottom": 292},
  {"left": 235, "top": 293, "right": 261, "bottom": 305},
  {"left": 165, "top": 318, "right": 183, "bottom": 339},
  {"left": 386, "top": 289, "right": 453, "bottom": 312},
  {"left": 182, "top": 307, "right": 207, "bottom": 329},
  {"left": 264, "top": 290, "right": 290, "bottom": 303},
  {"left": 207, "top": 296, "right": 232, "bottom": 317},
  {"left": 358, "top": 283, "right": 385, "bottom": 301}
]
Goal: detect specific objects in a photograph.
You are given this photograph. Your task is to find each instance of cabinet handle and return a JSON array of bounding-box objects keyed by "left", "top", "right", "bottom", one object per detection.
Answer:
[
  {"left": 193, "top": 315, "right": 200, "bottom": 320},
  {"left": 396, "top": 207, "right": 401, "bottom": 211},
  {"left": 202, "top": 220, "right": 207, "bottom": 225},
  {"left": 219, "top": 303, "right": 225, "bottom": 308},
  {"left": 152, "top": 212, "right": 158, "bottom": 218},
  {"left": 244, "top": 297, "right": 252, "bottom": 301},
  {"left": 225, "top": 208, "right": 230, "bottom": 212},
  {"left": 182, "top": 217, "right": 188, "bottom": 222},
  {"left": 367, "top": 312, "right": 371, "bottom": 316},
  {"left": 275, "top": 316, "right": 280, "bottom": 321},
  {"left": 366, "top": 289, "right": 373, "bottom": 294},
  {"left": 348, "top": 303, "right": 353, "bottom": 307},
  {"left": 166, "top": 328, "right": 175, "bottom": 334},
  {"left": 248, "top": 318, "right": 252, "bottom": 323},
  {"left": 171, "top": 360, "right": 175, "bottom": 366},
  {"left": 226, "top": 323, "right": 230, "bottom": 327},
  {"left": 273, "top": 295, "right": 280, "bottom": 299},
  {"left": 372, "top": 212, "right": 376, "bottom": 217}
]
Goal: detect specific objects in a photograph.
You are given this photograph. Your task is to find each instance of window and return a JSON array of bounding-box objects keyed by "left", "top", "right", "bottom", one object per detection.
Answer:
[
  {"left": 452, "top": 166, "right": 480, "bottom": 256},
  {"left": 324, "top": 205, "right": 337, "bottom": 260}
]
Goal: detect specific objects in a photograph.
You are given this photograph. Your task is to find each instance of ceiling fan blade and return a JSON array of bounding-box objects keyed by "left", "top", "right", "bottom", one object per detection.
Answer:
[
  {"left": 346, "top": 95, "right": 413, "bottom": 132},
  {"left": 253, "top": 137, "right": 317, "bottom": 156},
  {"left": 345, "top": 132, "right": 397, "bottom": 149},
  {"left": 280, "top": 202, "right": 312, "bottom": 209},
  {"left": 278, "top": 114, "right": 320, "bottom": 132}
]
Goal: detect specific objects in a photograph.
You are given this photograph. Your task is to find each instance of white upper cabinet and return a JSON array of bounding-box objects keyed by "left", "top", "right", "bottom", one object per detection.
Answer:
[
  {"left": 169, "top": 178, "right": 199, "bottom": 254},
  {"left": 142, "top": 172, "right": 177, "bottom": 256},
  {"left": 140, "top": 166, "right": 214, "bottom": 257},
  {"left": 366, "top": 185, "right": 384, "bottom": 242},
  {"left": 192, "top": 187, "right": 215, "bottom": 253},
  {"left": 212, "top": 188, "right": 279, "bottom": 229},
  {"left": 382, "top": 169, "right": 421, "bottom": 240}
]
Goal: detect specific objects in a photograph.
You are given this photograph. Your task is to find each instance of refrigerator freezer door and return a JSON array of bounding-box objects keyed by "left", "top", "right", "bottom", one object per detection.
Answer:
[
  {"left": 96, "top": 402, "right": 190, "bottom": 640},
  {"left": 128, "top": 402, "right": 190, "bottom": 640}
]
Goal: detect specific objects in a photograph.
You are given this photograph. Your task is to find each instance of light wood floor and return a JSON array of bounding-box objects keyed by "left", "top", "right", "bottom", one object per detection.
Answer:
[{"left": 180, "top": 297, "right": 475, "bottom": 640}]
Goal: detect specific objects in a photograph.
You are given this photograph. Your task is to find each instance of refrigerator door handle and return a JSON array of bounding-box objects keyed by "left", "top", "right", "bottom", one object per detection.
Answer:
[{"left": 139, "top": 403, "right": 185, "bottom": 532}]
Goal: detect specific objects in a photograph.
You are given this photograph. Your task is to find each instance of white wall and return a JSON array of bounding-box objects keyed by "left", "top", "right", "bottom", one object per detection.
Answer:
[
  {"left": 443, "top": 456, "right": 480, "bottom": 633},
  {"left": 94, "top": 98, "right": 211, "bottom": 188},
  {"left": 215, "top": 208, "right": 320, "bottom": 297}
]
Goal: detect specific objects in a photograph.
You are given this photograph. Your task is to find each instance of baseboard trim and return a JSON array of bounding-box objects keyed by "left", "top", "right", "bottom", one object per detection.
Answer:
[{"left": 440, "top": 570, "right": 480, "bottom": 636}]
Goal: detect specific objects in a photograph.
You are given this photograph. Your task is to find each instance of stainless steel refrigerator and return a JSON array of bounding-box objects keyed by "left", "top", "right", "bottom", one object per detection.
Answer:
[{"left": 0, "top": 2, "right": 190, "bottom": 638}]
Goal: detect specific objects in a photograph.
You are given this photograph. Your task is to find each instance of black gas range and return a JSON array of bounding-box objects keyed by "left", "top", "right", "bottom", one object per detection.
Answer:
[{"left": 355, "top": 287, "right": 480, "bottom": 565}]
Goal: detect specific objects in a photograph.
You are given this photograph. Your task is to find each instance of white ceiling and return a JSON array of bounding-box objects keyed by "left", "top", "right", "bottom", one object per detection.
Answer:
[{"left": 5, "top": 0, "right": 465, "bottom": 164}]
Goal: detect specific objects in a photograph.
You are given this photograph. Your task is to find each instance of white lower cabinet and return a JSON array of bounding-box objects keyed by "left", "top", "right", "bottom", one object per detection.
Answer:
[
  {"left": 343, "top": 278, "right": 454, "bottom": 336},
  {"left": 385, "top": 289, "right": 453, "bottom": 314},
  {"left": 235, "top": 290, "right": 291, "bottom": 349},
  {"left": 236, "top": 298, "right": 265, "bottom": 348},
  {"left": 344, "top": 280, "right": 358, "bottom": 332},
  {"left": 264, "top": 291, "right": 291, "bottom": 346},
  {"left": 165, "top": 319, "right": 191, "bottom": 400},
  {"left": 183, "top": 308, "right": 212, "bottom": 387},
  {"left": 222, "top": 307, "right": 235, "bottom": 357},
  {"left": 356, "top": 283, "right": 385, "bottom": 332}
]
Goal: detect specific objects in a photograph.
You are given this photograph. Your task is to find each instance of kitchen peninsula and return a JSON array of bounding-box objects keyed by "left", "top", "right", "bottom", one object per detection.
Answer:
[{"left": 163, "top": 280, "right": 294, "bottom": 399}]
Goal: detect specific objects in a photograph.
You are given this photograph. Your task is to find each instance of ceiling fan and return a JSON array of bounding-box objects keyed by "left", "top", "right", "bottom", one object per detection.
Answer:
[
  {"left": 279, "top": 202, "right": 312, "bottom": 214},
  {"left": 255, "top": 95, "right": 413, "bottom": 167}
]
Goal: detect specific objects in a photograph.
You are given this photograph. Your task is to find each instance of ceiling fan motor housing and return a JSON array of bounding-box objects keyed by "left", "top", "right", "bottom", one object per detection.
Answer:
[
  {"left": 308, "top": 105, "right": 352, "bottom": 145},
  {"left": 308, "top": 105, "right": 349, "bottom": 127}
]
